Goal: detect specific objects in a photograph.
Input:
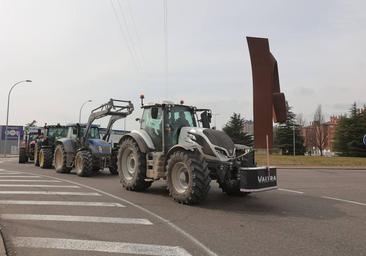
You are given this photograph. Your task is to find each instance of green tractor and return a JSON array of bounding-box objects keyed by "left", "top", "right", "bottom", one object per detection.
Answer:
[
  {"left": 34, "top": 124, "right": 72, "bottom": 169},
  {"left": 117, "top": 96, "right": 277, "bottom": 205},
  {"left": 53, "top": 99, "right": 134, "bottom": 177}
]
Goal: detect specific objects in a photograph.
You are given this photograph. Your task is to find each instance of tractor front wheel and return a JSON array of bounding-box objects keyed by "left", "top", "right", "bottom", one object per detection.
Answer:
[
  {"left": 217, "top": 170, "right": 250, "bottom": 197},
  {"left": 109, "top": 150, "right": 118, "bottom": 175},
  {"left": 39, "top": 148, "right": 53, "bottom": 169},
  {"left": 54, "top": 144, "right": 72, "bottom": 173},
  {"left": 34, "top": 144, "right": 40, "bottom": 166},
  {"left": 117, "top": 138, "right": 151, "bottom": 191},
  {"left": 75, "top": 150, "right": 93, "bottom": 177},
  {"left": 166, "top": 150, "right": 210, "bottom": 204}
]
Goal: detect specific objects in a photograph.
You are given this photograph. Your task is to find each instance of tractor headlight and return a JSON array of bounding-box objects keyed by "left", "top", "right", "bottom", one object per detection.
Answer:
[
  {"left": 215, "top": 147, "right": 227, "bottom": 157},
  {"left": 98, "top": 146, "right": 103, "bottom": 153},
  {"left": 187, "top": 133, "right": 196, "bottom": 141}
]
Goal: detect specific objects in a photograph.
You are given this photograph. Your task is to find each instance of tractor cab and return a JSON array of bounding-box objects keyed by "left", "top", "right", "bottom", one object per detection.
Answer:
[
  {"left": 66, "top": 124, "right": 100, "bottom": 141},
  {"left": 139, "top": 100, "right": 212, "bottom": 153}
]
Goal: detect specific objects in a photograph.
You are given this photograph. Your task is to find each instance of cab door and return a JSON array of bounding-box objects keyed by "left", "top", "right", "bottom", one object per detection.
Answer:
[{"left": 141, "top": 107, "right": 163, "bottom": 151}]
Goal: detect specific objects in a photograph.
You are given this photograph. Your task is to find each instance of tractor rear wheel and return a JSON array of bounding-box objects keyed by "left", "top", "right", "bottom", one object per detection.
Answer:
[
  {"left": 166, "top": 150, "right": 210, "bottom": 204},
  {"left": 54, "top": 144, "right": 72, "bottom": 173},
  {"left": 34, "top": 144, "right": 40, "bottom": 166},
  {"left": 75, "top": 150, "right": 93, "bottom": 177},
  {"left": 18, "top": 148, "right": 28, "bottom": 163},
  {"left": 117, "top": 138, "right": 151, "bottom": 191},
  {"left": 39, "top": 148, "right": 53, "bottom": 169}
]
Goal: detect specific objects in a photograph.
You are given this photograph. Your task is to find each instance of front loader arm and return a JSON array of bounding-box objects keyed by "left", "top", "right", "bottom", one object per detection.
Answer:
[{"left": 83, "top": 99, "right": 134, "bottom": 143}]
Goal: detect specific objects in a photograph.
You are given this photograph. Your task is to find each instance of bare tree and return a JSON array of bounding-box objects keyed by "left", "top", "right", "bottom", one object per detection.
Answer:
[
  {"left": 313, "top": 105, "right": 328, "bottom": 156},
  {"left": 296, "top": 113, "right": 306, "bottom": 127}
]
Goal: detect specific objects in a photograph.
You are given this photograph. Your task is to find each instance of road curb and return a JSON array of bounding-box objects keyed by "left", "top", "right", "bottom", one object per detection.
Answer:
[
  {"left": 277, "top": 166, "right": 366, "bottom": 170},
  {"left": 0, "top": 227, "right": 7, "bottom": 256}
]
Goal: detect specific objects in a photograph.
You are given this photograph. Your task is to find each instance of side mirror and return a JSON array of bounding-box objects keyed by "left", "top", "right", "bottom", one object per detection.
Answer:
[
  {"left": 151, "top": 107, "right": 159, "bottom": 119},
  {"left": 200, "top": 111, "right": 211, "bottom": 128}
]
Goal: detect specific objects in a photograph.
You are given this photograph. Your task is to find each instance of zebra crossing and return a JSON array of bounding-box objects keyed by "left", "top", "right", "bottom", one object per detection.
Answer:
[{"left": 0, "top": 168, "right": 193, "bottom": 256}]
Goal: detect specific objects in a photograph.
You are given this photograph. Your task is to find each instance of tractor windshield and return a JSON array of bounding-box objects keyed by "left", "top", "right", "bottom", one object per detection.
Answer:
[
  {"left": 88, "top": 127, "right": 100, "bottom": 139},
  {"left": 166, "top": 105, "right": 197, "bottom": 147},
  {"left": 47, "top": 127, "right": 67, "bottom": 139},
  {"left": 168, "top": 106, "right": 197, "bottom": 128}
]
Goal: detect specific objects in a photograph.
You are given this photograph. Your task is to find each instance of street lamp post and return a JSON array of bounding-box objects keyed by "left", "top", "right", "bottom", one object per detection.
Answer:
[
  {"left": 79, "top": 100, "right": 92, "bottom": 123},
  {"left": 3, "top": 80, "right": 32, "bottom": 157},
  {"left": 293, "top": 125, "right": 296, "bottom": 157}
]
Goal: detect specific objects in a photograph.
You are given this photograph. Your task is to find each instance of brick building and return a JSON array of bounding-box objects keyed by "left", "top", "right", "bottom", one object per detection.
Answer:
[{"left": 302, "top": 116, "right": 339, "bottom": 152}]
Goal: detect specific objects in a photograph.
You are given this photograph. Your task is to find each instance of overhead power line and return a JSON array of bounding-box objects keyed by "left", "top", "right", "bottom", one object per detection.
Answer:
[
  {"left": 116, "top": 0, "right": 145, "bottom": 72},
  {"left": 109, "top": 0, "right": 144, "bottom": 75}
]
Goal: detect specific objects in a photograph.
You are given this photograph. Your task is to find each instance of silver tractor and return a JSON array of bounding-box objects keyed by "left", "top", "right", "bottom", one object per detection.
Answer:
[{"left": 117, "top": 96, "right": 277, "bottom": 204}]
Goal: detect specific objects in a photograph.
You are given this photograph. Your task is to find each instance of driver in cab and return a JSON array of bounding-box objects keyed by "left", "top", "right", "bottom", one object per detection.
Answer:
[{"left": 174, "top": 111, "right": 190, "bottom": 128}]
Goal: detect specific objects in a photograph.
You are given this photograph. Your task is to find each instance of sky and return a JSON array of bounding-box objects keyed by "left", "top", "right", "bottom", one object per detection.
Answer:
[{"left": 0, "top": 0, "right": 365, "bottom": 131}]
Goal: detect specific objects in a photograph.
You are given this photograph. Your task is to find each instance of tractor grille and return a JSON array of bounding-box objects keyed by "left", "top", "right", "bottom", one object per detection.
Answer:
[{"left": 203, "top": 129, "right": 235, "bottom": 155}]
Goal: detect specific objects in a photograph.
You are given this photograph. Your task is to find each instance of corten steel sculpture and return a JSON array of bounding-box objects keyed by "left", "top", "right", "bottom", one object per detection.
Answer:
[{"left": 247, "top": 37, "right": 287, "bottom": 150}]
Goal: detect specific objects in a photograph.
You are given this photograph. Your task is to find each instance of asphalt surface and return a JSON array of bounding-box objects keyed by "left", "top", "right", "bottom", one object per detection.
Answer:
[{"left": 0, "top": 158, "right": 365, "bottom": 256}]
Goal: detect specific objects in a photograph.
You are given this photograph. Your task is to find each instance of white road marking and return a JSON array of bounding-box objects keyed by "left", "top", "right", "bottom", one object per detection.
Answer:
[
  {"left": 37, "top": 175, "right": 218, "bottom": 256},
  {"left": 13, "top": 237, "right": 191, "bottom": 256},
  {"left": 322, "top": 196, "right": 366, "bottom": 207},
  {"left": 0, "top": 184, "right": 79, "bottom": 188},
  {"left": 0, "top": 169, "right": 21, "bottom": 172},
  {"left": 278, "top": 188, "right": 304, "bottom": 194},
  {"left": 0, "top": 179, "right": 60, "bottom": 182},
  {"left": 0, "top": 172, "right": 22, "bottom": 175},
  {"left": 0, "top": 191, "right": 101, "bottom": 196},
  {"left": 2, "top": 214, "right": 152, "bottom": 225},
  {"left": 0, "top": 175, "right": 41, "bottom": 178},
  {"left": 0, "top": 200, "right": 124, "bottom": 207},
  {"left": 1, "top": 169, "right": 217, "bottom": 256}
]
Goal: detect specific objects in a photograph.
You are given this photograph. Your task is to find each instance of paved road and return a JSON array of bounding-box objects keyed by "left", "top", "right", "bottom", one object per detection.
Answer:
[{"left": 0, "top": 158, "right": 365, "bottom": 256}]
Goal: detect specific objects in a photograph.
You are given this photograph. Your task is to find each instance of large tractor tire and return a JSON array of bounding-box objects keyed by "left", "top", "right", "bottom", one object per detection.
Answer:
[
  {"left": 92, "top": 158, "right": 101, "bottom": 172},
  {"left": 74, "top": 150, "right": 93, "bottom": 177},
  {"left": 109, "top": 150, "right": 118, "bottom": 175},
  {"left": 34, "top": 144, "right": 40, "bottom": 166},
  {"left": 217, "top": 170, "right": 250, "bottom": 197},
  {"left": 18, "top": 148, "right": 28, "bottom": 163},
  {"left": 166, "top": 150, "right": 210, "bottom": 205},
  {"left": 117, "top": 138, "right": 151, "bottom": 191},
  {"left": 54, "top": 144, "right": 72, "bottom": 173},
  {"left": 39, "top": 148, "right": 53, "bottom": 169}
]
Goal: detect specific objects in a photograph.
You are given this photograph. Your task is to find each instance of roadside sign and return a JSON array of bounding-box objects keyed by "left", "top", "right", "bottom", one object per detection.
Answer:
[
  {"left": 0, "top": 126, "right": 23, "bottom": 140},
  {"left": 363, "top": 134, "right": 366, "bottom": 146}
]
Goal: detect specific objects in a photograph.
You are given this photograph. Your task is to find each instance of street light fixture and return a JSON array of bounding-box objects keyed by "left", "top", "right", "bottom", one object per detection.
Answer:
[
  {"left": 79, "top": 100, "right": 92, "bottom": 123},
  {"left": 3, "top": 80, "right": 32, "bottom": 157}
]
